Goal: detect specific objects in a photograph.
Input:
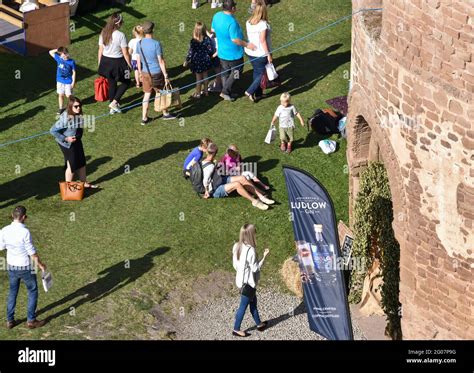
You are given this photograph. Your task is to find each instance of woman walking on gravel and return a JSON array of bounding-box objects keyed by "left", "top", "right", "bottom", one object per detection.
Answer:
[{"left": 232, "top": 224, "right": 269, "bottom": 337}]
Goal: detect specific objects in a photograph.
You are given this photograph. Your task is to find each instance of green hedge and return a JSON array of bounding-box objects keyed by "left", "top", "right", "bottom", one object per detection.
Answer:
[{"left": 349, "top": 162, "right": 402, "bottom": 339}]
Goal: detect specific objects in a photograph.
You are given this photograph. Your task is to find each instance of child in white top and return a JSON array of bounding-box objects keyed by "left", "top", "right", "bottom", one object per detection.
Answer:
[
  {"left": 271, "top": 92, "right": 305, "bottom": 154},
  {"left": 128, "top": 25, "right": 144, "bottom": 88}
]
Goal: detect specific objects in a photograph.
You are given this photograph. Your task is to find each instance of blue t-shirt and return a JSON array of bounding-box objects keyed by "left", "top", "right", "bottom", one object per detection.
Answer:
[
  {"left": 137, "top": 38, "right": 163, "bottom": 74},
  {"left": 54, "top": 55, "right": 76, "bottom": 84},
  {"left": 184, "top": 147, "right": 203, "bottom": 170},
  {"left": 211, "top": 12, "right": 244, "bottom": 61}
]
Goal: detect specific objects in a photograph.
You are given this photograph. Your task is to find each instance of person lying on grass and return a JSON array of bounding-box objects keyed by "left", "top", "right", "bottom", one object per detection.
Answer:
[{"left": 202, "top": 143, "right": 274, "bottom": 210}]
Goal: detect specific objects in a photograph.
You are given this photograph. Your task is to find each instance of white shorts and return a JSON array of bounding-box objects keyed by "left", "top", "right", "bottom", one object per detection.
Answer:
[{"left": 57, "top": 82, "right": 73, "bottom": 96}]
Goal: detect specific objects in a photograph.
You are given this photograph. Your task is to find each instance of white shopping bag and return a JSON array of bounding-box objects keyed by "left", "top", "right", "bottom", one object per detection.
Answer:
[
  {"left": 264, "top": 124, "right": 276, "bottom": 144},
  {"left": 318, "top": 139, "right": 337, "bottom": 154},
  {"left": 42, "top": 271, "right": 53, "bottom": 292},
  {"left": 265, "top": 63, "right": 279, "bottom": 81}
]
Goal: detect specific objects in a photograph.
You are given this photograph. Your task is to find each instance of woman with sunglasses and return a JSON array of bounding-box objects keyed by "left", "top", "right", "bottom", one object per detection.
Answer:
[{"left": 50, "top": 97, "right": 98, "bottom": 189}]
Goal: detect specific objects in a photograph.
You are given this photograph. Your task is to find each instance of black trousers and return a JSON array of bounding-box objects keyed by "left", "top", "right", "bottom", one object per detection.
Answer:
[
  {"left": 220, "top": 58, "right": 244, "bottom": 96},
  {"left": 108, "top": 78, "right": 130, "bottom": 104}
]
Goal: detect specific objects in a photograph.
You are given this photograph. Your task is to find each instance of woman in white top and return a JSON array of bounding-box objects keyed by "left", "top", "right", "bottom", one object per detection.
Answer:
[
  {"left": 98, "top": 13, "right": 132, "bottom": 114},
  {"left": 232, "top": 224, "right": 270, "bottom": 337},
  {"left": 244, "top": 3, "right": 272, "bottom": 102}
]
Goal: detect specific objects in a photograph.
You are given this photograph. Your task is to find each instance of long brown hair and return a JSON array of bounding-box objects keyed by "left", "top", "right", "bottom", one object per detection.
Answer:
[
  {"left": 67, "top": 96, "right": 83, "bottom": 116},
  {"left": 193, "top": 22, "right": 207, "bottom": 42},
  {"left": 236, "top": 224, "right": 257, "bottom": 260},
  {"left": 101, "top": 13, "right": 123, "bottom": 46},
  {"left": 248, "top": 4, "right": 268, "bottom": 25}
]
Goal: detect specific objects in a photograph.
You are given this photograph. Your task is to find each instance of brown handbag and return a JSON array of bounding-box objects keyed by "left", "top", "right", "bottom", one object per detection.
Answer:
[{"left": 59, "top": 181, "right": 85, "bottom": 201}]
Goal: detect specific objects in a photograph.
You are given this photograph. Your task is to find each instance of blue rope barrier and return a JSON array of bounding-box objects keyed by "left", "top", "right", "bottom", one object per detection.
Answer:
[{"left": 0, "top": 8, "right": 382, "bottom": 149}]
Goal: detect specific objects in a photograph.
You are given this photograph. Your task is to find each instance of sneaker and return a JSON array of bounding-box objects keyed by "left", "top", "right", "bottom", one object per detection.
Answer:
[
  {"left": 211, "top": 1, "right": 220, "bottom": 8},
  {"left": 286, "top": 143, "right": 293, "bottom": 154},
  {"left": 220, "top": 93, "right": 235, "bottom": 102},
  {"left": 162, "top": 113, "right": 177, "bottom": 120},
  {"left": 27, "top": 319, "right": 46, "bottom": 329},
  {"left": 109, "top": 103, "right": 121, "bottom": 114},
  {"left": 192, "top": 1, "right": 199, "bottom": 9},
  {"left": 280, "top": 142, "right": 287, "bottom": 152},
  {"left": 56, "top": 108, "right": 65, "bottom": 116},
  {"left": 259, "top": 195, "right": 275, "bottom": 205},
  {"left": 252, "top": 199, "right": 269, "bottom": 210}
]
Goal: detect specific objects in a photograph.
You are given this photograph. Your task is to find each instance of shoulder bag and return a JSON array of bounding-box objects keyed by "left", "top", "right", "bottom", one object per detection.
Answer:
[{"left": 240, "top": 245, "right": 257, "bottom": 300}]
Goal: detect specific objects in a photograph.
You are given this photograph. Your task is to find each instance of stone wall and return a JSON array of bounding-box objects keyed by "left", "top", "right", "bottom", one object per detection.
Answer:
[{"left": 347, "top": 0, "right": 473, "bottom": 339}]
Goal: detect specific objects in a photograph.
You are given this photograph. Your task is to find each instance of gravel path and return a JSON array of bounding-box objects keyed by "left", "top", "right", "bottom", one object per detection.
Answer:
[{"left": 176, "top": 289, "right": 367, "bottom": 340}]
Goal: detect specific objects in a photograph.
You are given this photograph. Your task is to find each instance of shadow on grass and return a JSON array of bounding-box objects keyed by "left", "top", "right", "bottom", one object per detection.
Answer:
[
  {"left": 1, "top": 106, "right": 46, "bottom": 133},
  {"left": 0, "top": 156, "right": 112, "bottom": 209},
  {"left": 37, "top": 247, "right": 170, "bottom": 323},
  {"left": 94, "top": 140, "right": 199, "bottom": 184},
  {"left": 256, "top": 44, "right": 351, "bottom": 101}
]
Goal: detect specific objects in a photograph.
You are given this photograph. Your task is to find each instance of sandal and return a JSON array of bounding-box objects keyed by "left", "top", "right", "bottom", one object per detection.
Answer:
[{"left": 84, "top": 182, "right": 99, "bottom": 189}]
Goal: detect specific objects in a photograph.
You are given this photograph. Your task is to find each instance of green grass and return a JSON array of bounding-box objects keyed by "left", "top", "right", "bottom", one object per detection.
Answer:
[{"left": 0, "top": 0, "right": 351, "bottom": 339}]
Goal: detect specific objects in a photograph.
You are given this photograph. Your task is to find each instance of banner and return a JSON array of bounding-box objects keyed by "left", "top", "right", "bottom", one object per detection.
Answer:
[{"left": 283, "top": 166, "right": 353, "bottom": 340}]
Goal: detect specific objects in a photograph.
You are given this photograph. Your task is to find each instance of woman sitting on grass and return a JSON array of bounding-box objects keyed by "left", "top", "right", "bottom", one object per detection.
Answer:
[{"left": 218, "top": 144, "right": 270, "bottom": 190}]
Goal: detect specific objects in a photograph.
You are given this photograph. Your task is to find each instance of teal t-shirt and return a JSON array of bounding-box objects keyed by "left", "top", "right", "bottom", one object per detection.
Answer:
[{"left": 211, "top": 12, "right": 244, "bottom": 61}]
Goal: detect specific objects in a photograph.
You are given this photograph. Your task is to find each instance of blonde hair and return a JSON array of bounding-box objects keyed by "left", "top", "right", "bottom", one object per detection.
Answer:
[
  {"left": 249, "top": 4, "right": 268, "bottom": 25},
  {"left": 132, "top": 25, "right": 144, "bottom": 39},
  {"left": 280, "top": 92, "right": 291, "bottom": 103},
  {"left": 236, "top": 224, "right": 257, "bottom": 260},
  {"left": 193, "top": 22, "right": 207, "bottom": 42}
]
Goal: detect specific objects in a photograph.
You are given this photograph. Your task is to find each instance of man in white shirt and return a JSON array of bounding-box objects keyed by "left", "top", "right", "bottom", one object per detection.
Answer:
[{"left": 0, "top": 206, "right": 47, "bottom": 329}]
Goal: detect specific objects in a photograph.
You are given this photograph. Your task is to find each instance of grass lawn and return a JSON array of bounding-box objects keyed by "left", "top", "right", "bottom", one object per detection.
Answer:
[{"left": 0, "top": 0, "right": 351, "bottom": 339}]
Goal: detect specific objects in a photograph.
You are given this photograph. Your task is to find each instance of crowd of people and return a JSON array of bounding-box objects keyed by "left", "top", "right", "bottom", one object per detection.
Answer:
[{"left": 1, "top": 0, "right": 307, "bottom": 336}]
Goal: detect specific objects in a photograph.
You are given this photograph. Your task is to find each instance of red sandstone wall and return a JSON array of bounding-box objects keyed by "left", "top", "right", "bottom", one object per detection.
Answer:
[{"left": 348, "top": 0, "right": 473, "bottom": 339}]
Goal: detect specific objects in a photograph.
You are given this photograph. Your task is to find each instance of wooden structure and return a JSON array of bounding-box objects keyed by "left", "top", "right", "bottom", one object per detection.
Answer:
[{"left": 0, "top": 1, "right": 70, "bottom": 56}]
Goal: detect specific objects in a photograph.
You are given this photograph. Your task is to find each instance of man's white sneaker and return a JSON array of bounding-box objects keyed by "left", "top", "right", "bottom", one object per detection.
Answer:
[
  {"left": 192, "top": 1, "right": 199, "bottom": 9},
  {"left": 252, "top": 200, "right": 269, "bottom": 210}
]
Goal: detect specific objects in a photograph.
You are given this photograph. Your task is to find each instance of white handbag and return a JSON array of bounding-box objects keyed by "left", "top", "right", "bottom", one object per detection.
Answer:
[
  {"left": 264, "top": 124, "right": 276, "bottom": 144},
  {"left": 265, "top": 63, "right": 279, "bottom": 81}
]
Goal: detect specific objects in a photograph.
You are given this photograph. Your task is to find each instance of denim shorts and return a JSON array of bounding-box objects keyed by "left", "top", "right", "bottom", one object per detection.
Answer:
[{"left": 212, "top": 176, "right": 231, "bottom": 198}]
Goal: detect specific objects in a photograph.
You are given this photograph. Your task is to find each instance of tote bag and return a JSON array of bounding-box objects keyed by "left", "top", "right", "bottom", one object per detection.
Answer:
[
  {"left": 155, "top": 82, "right": 182, "bottom": 112},
  {"left": 94, "top": 76, "right": 109, "bottom": 102},
  {"left": 264, "top": 124, "right": 276, "bottom": 144},
  {"left": 59, "top": 181, "right": 85, "bottom": 201}
]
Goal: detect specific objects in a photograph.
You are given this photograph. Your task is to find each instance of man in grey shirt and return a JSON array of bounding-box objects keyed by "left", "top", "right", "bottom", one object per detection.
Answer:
[{"left": 0, "top": 206, "right": 47, "bottom": 329}]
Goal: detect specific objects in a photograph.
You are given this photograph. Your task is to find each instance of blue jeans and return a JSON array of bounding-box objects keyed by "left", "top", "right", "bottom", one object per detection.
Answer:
[
  {"left": 233, "top": 293, "right": 262, "bottom": 331},
  {"left": 246, "top": 56, "right": 267, "bottom": 96},
  {"left": 7, "top": 269, "right": 38, "bottom": 322}
]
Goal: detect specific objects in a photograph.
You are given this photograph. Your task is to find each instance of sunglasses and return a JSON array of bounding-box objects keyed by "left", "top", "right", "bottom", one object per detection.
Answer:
[{"left": 73, "top": 104, "right": 82, "bottom": 108}]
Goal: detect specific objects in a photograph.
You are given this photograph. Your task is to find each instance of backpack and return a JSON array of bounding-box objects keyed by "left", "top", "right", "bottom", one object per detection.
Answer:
[
  {"left": 189, "top": 161, "right": 219, "bottom": 196},
  {"left": 308, "top": 109, "right": 342, "bottom": 135}
]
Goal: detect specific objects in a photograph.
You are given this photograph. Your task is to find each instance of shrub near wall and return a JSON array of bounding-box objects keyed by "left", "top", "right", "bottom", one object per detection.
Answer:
[{"left": 349, "top": 162, "right": 402, "bottom": 339}]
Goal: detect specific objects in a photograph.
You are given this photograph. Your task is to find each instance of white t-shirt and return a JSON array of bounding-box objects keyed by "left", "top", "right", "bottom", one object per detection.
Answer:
[
  {"left": 99, "top": 30, "right": 128, "bottom": 58},
  {"left": 232, "top": 243, "right": 265, "bottom": 289},
  {"left": 275, "top": 104, "right": 298, "bottom": 128},
  {"left": 245, "top": 20, "right": 272, "bottom": 57},
  {"left": 0, "top": 222, "right": 37, "bottom": 267},
  {"left": 202, "top": 160, "right": 216, "bottom": 193},
  {"left": 128, "top": 37, "right": 140, "bottom": 61}
]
